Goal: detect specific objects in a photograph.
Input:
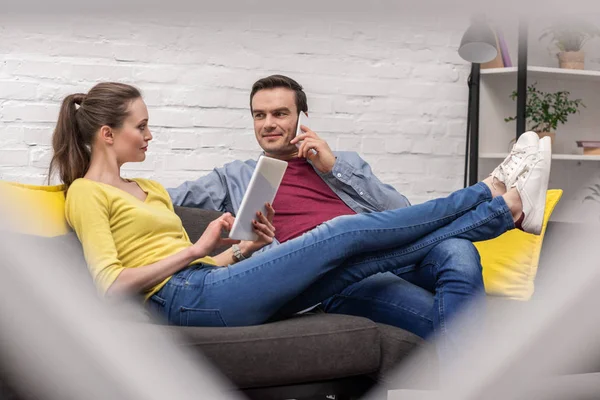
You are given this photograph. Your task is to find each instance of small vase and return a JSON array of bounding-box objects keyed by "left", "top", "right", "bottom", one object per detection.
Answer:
[{"left": 558, "top": 51, "right": 585, "bottom": 70}]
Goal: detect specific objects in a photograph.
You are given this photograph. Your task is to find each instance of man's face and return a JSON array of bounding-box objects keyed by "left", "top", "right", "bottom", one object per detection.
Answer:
[{"left": 251, "top": 87, "right": 299, "bottom": 160}]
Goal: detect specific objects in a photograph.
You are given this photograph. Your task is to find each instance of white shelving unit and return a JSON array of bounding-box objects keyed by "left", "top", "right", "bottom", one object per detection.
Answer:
[
  {"left": 478, "top": 65, "right": 600, "bottom": 223},
  {"left": 481, "top": 153, "right": 600, "bottom": 161},
  {"left": 481, "top": 66, "right": 600, "bottom": 82}
]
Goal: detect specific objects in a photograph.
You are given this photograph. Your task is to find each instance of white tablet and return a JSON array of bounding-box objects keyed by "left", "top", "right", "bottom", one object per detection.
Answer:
[{"left": 228, "top": 156, "right": 288, "bottom": 241}]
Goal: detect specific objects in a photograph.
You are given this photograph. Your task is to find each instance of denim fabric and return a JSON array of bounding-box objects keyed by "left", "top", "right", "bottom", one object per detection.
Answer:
[
  {"left": 153, "top": 183, "right": 512, "bottom": 332},
  {"left": 319, "top": 238, "right": 485, "bottom": 364}
]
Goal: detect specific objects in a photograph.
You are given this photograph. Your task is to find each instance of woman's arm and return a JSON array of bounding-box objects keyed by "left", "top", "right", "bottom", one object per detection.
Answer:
[
  {"left": 107, "top": 213, "right": 239, "bottom": 296},
  {"left": 106, "top": 246, "right": 198, "bottom": 296}
]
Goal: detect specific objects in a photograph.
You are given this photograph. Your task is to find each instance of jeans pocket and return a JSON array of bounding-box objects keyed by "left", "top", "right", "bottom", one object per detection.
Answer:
[
  {"left": 147, "top": 294, "right": 167, "bottom": 323},
  {"left": 179, "top": 307, "right": 227, "bottom": 327}
]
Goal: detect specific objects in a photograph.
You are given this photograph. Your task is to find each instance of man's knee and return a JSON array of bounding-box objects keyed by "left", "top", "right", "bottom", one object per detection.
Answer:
[{"left": 430, "top": 238, "right": 482, "bottom": 280}]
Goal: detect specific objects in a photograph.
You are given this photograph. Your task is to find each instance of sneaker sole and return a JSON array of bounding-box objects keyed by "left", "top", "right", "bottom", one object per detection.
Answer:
[{"left": 522, "top": 137, "right": 552, "bottom": 235}]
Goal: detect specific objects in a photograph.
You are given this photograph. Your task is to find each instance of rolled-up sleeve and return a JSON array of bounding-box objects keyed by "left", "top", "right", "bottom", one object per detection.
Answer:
[{"left": 328, "top": 153, "right": 411, "bottom": 211}]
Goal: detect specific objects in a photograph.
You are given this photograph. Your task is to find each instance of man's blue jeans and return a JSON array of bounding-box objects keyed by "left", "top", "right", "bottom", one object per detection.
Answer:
[
  {"left": 319, "top": 238, "right": 484, "bottom": 364},
  {"left": 150, "top": 183, "right": 512, "bottom": 350}
]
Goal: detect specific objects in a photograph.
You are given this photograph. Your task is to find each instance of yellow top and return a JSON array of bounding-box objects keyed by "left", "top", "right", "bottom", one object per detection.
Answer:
[{"left": 65, "top": 177, "right": 216, "bottom": 300}]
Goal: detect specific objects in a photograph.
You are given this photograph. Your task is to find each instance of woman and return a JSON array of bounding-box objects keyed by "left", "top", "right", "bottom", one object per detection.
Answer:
[{"left": 52, "top": 82, "right": 551, "bottom": 329}]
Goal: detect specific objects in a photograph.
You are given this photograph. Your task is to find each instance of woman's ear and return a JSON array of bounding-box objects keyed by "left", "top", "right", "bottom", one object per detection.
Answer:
[{"left": 99, "top": 125, "right": 114, "bottom": 145}]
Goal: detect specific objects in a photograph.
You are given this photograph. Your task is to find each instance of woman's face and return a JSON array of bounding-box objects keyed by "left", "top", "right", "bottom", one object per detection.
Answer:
[{"left": 112, "top": 98, "right": 152, "bottom": 165}]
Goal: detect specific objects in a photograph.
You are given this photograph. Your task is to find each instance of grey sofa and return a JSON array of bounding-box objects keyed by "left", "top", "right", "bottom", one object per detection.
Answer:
[
  {"left": 2, "top": 206, "right": 571, "bottom": 400},
  {"left": 142, "top": 208, "right": 589, "bottom": 399}
]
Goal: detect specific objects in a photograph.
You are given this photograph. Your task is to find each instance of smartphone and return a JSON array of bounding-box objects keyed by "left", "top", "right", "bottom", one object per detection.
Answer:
[
  {"left": 294, "top": 111, "right": 307, "bottom": 149},
  {"left": 294, "top": 112, "right": 316, "bottom": 155}
]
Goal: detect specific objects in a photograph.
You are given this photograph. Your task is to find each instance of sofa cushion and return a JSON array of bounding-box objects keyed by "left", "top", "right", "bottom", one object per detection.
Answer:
[
  {"left": 375, "top": 322, "right": 429, "bottom": 381},
  {"left": 0, "top": 181, "right": 69, "bottom": 237},
  {"left": 475, "top": 189, "right": 563, "bottom": 300},
  {"left": 163, "top": 313, "right": 381, "bottom": 388},
  {"left": 174, "top": 206, "right": 230, "bottom": 255}
]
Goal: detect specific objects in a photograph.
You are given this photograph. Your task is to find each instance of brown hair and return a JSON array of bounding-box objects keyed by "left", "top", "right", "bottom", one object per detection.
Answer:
[
  {"left": 250, "top": 75, "right": 308, "bottom": 115},
  {"left": 48, "top": 82, "right": 141, "bottom": 188}
]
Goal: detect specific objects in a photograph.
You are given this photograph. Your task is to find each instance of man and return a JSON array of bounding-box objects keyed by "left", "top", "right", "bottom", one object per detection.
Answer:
[{"left": 167, "top": 75, "right": 485, "bottom": 362}]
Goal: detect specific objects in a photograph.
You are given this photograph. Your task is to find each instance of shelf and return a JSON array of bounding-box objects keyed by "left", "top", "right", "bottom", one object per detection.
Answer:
[
  {"left": 480, "top": 66, "right": 600, "bottom": 82},
  {"left": 480, "top": 153, "right": 600, "bottom": 161}
]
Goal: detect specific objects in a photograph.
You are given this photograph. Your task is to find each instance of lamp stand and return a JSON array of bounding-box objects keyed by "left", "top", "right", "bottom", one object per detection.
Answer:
[{"left": 464, "top": 63, "right": 481, "bottom": 187}]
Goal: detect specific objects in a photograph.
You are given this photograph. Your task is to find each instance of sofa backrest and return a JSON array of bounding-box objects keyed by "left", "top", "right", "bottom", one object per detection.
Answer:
[
  {"left": 174, "top": 206, "right": 229, "bottom": 256},
  {"left": 174, "top": 206, "right": 223, "bottom": 242}
]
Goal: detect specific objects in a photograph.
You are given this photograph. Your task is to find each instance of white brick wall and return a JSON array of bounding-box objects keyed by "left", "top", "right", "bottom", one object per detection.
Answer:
[{"left": 0, "top": 12, "right": 470, "bottom": 203}]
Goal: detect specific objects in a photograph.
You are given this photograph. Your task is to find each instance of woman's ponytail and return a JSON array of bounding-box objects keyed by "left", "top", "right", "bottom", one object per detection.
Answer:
[{"left": 48, "top": 93, "right": 90, "bottom": 188}]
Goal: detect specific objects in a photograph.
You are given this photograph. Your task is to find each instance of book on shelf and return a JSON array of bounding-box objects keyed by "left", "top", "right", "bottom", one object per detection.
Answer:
[
  {"left": 481, "top": 23, "right": 504, "bottom": 69},
  {"left": 495, "top": 27, "right": 512, "bottom": 67}
]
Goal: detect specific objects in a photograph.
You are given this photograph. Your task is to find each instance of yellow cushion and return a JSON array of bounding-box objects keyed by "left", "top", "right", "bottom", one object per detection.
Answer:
[
  {"left": 0, "top": 181, "right": 70, "bottom": 237},
  {"left": 476, "top": 189, "right": 563, "bottom": 301}
]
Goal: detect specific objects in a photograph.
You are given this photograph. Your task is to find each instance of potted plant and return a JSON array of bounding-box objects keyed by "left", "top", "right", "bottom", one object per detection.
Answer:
[
  {"left": 539, "top": 18, "right": 600, "bottom": 70},
  {"left": 505, "top": 82, "right": 586, "bottom": 144}
]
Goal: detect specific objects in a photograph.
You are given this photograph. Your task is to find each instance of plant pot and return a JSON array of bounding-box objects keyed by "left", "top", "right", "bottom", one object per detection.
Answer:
[
  {"left": 536, "top": 131, "right": 555, "bottom": 146},
  {"left": 558, "top": 51, "right": 585, "bottom": 70}
]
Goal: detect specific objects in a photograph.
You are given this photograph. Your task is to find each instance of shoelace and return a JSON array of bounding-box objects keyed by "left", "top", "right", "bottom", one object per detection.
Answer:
[
  {"left": 514, "top": 152, "right": 544, "bottom": 188},
  {"left": 514, "top": 164, "right": 532, "bottom": 188},
  {"left": 491, "top": 147, "right": 527, "bottom": 190}
]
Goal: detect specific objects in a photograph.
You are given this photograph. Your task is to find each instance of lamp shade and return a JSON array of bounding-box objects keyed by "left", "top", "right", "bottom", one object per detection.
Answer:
[{"left": 458, "top": 20, "right": 498, "bottom": 63}]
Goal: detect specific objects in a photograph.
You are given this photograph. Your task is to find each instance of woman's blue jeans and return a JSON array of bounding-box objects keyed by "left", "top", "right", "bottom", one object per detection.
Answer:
[{"left": 149, "top": 183, "right": 513, "bottom": 355}]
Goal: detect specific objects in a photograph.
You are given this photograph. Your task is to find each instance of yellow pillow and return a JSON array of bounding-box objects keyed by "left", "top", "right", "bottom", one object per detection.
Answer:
[
  {"left": 476, "top": 189, "right": 563, "bottom": 301},
  {"left": 0, "top": 181, "right": 70, "bottom": 237}
]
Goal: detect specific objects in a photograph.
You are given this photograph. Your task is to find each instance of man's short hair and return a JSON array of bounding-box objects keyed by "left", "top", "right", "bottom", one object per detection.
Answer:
[{"left": 250, "top": 75, "right": 308, "bottom": 115}]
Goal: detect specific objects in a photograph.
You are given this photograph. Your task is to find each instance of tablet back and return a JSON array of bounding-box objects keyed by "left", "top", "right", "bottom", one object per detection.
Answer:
[{"left": 229, "top": 156, "right": 288, "bottom": 241}]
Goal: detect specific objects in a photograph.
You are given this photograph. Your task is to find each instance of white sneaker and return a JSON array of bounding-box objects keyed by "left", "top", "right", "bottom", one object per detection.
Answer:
[
  {"left": 515, "top": 136, "right": 552, "bottom": 235},
  {"left": 490, "top": 131, "right": 540, "bottom": 189}
]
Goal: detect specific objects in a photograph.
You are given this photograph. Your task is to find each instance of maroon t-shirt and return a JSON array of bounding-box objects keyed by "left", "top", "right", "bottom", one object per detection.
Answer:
[{"left": 272, "top": 158, "right": 356, "bottom": 243}]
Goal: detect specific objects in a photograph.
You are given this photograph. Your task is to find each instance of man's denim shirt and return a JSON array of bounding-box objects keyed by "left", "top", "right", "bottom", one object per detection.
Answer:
[{"left": 167, "top": 151, "right": 411, "bottom": 254}]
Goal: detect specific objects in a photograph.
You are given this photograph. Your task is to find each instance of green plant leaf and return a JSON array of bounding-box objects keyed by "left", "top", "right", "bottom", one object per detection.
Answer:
[{"left": 504, "top": 82, "right": 585, "bottom": 132}]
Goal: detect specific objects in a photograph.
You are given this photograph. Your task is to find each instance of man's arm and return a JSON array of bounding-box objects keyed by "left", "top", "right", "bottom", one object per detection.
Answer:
[
  {"left": 291, "top": 125, "right": 410, "bottom": 211},
  {"left": 327, "top": 152, "right": 411, "bottom": 211},
  {"left": 167, "top": 169, "right": 230, "bottom": 212}
]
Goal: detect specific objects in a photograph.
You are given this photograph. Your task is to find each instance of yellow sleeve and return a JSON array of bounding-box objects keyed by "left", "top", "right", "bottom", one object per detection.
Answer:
[{"left": 65, "top": 181, "right": 125, "bottom": 296}]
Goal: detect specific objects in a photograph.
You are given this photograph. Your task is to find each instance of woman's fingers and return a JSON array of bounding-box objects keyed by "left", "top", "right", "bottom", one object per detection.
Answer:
[
  {"left": 256, "top": 211, "right": 275, "bottom": 232},
  {"left": 257, "top": 207, "right": 275, "bottom": 231},
  {"left": 252, "top": 219, "right": 275, "bottom": 238},
  {"left": 219, "top": 238, "right": 240, "bottom": 247},
  {"left": 264, "top": 202, "right": 275, "bottom": 222},
  {"left": 252, "top": 228, "right": 274, "bottom": 244},
  {"left": 220, "top": 213, "right": 235, "bottom": 230}
]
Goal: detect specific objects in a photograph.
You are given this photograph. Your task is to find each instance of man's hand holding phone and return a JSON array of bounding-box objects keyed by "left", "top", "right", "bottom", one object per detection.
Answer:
[{"left": 290, "top": 112, "right": 336, "bottom": 174}]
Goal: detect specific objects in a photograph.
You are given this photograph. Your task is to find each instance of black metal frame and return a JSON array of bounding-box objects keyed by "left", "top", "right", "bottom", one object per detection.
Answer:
[
  {"left": 465, "top": 18, "right": 529, "bottom": 187},
  {"left": 464, "top": 63, "right": 481, "bottom": 188},
  {"left": 516, "top": 18, "right": 529, "bottom": 139}
]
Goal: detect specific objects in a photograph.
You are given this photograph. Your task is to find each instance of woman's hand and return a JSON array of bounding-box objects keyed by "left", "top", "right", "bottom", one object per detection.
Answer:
[
  {"left": 239, "top": 203, "right": 276, "bottom": 257},
  {"left": 190, "top": 213, "right": 240, "bottom": 258}
]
